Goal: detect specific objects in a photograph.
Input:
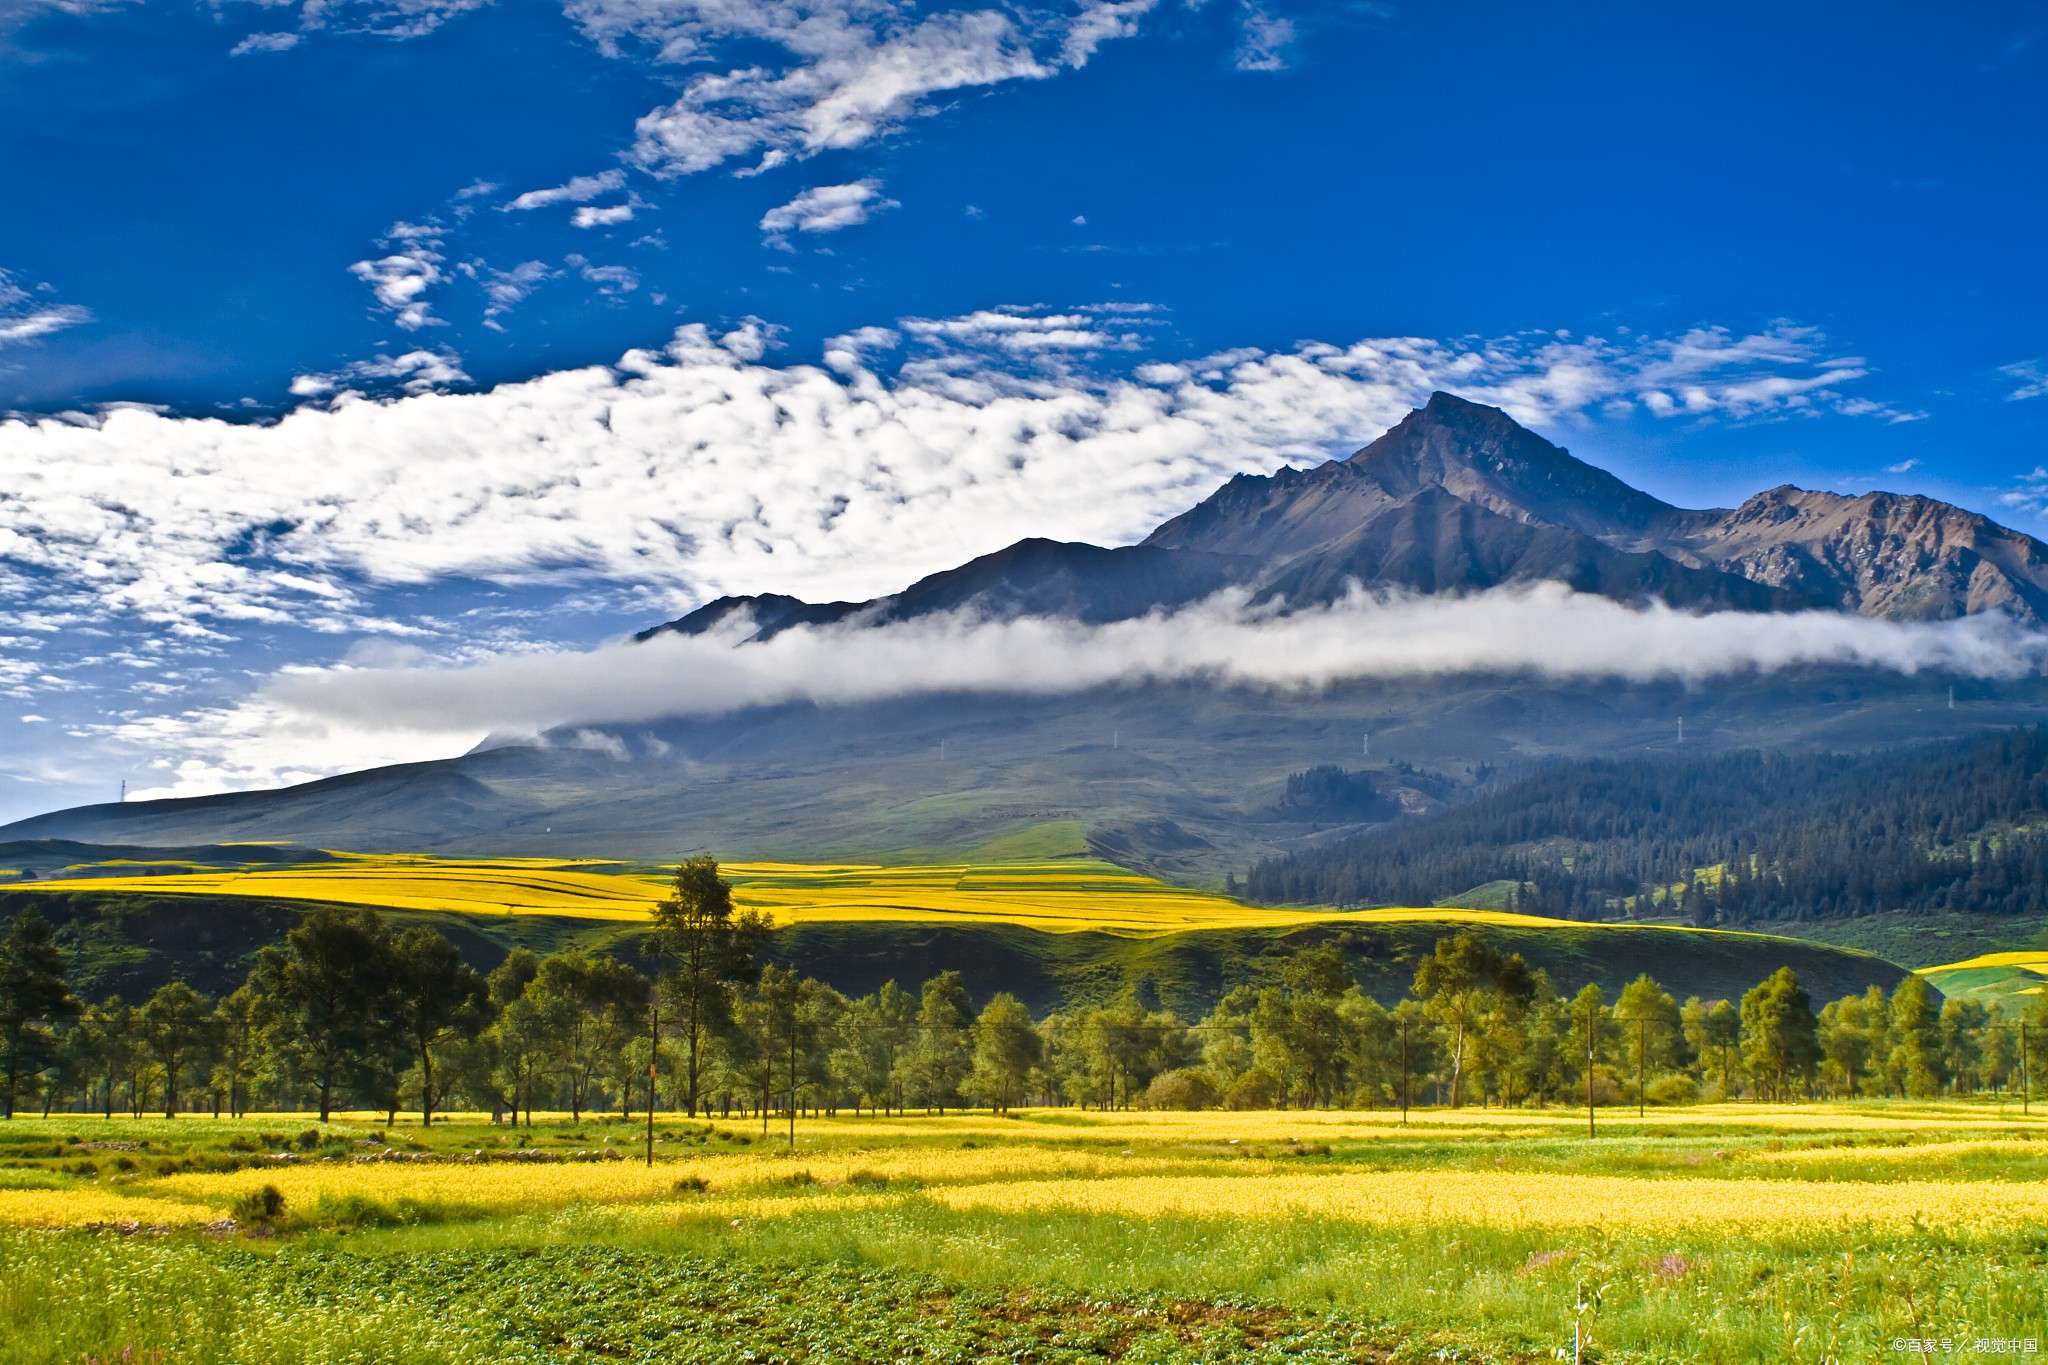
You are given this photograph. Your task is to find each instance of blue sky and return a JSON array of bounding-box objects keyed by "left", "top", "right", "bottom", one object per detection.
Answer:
[{"left": 0, "top": 0, "right": 2044, "bottom": 822}]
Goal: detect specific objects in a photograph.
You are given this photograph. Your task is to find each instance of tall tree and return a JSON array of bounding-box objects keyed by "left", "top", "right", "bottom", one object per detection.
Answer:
[
  {"left": 906, "top": 971, "right": 974, "bottom": 1114},
  {"left": 649, "top": 855, "right": 770, "bottom": 1116},
  {"left": 1887, "top": 975, "right": 1944, "bottom": 1099},
  {"left": 970, "top": 992, "right": 1042, "bottom": 1113},
  {"left": 247, "top": 907, "right": 398, "bottom": 1122},
  {"left": 138, "top": 982, "right": 215, "bottom": 1118},
  {"left": 0, "top": 910, "right": 77, "bottom": 1120},
  {"left": 1413, "top": 931, "right": 1535, "bottom": 1107},
  {"left": 1740, "top": 967, "right": 1820, "bottom": 1101},
  {"left": 388, "top": 926, "right": 492, "bottom": 1126}
]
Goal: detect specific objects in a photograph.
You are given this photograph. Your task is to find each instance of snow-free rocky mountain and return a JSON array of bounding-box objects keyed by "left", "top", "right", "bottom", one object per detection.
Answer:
[
  {"left": 647, "top": 393, "right": 2048, "bottom": 641},
  {"left": 15, "top": 393, "right": 2048, "bottom": 875}
]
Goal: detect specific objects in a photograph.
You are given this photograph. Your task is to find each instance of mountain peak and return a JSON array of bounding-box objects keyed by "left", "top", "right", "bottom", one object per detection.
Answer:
[{"left": 1341, "top": 392, "right": 1675, "bottom": 540}]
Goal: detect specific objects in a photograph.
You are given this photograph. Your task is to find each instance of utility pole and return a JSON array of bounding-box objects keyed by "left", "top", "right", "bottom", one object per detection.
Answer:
[
  {"left": 2022, "top": 1021, "right": 2031, "bottom": 1119},
  {"left": 118, "top": 779, "right": 126, "bottom": 803},
  {"left": 1585, "top": 1008, "right": 1597, "bottom": 1138},
  {"left": 1399, "top": 1017, "right": 1410, "bottom": 1127},
  {"left": 1635, "top": 1016, "right": 1647, "bottom": 1118},
  {"left": 646, "top": 987, "right": 659, "bottom": 1167},
  {"left": 786, "top": 978, "right": 800, "bottom": 1151}
]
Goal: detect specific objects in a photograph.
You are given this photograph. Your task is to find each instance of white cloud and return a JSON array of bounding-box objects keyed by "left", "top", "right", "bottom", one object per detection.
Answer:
[
  {"left": 289, "top": 347, "right": 470, "bottom": 398},
  {"left": 1886, "top": 459, "right": 1919, "bottom": 474},
  {"left": 0, "top": 269, "right": 90, "bottom": 347},
  {"left": 228, "top": 31, "right": 300, "bottom": 54},
  {"left": 218, "top": 0, "right": 490, "bottom": 41},
  {"left": 0, "top": 312, "right": 1925, "bottom": 650},
  {"left": 572, "top": 201, "right": 639, "bottom": 228},
  {"left": 505, "top": 169, "right": 627, "bottom": 211},
  {"left": 621, "top": 2, "right": 1156, "bottom": 178},
  {"left": 463, "top": 257, "right": 556, "bottom": 327},
  {"left": 901, "top": 303, "right": 1146, "bottom": 354},
  {"left": 759, "top": 179, "right": 898, "bottom": 248},
  {"left": 2002, "top": 358, "right": 2048, "bottom": 402},
  {"left": 347, "top": 221, "right": 446, "bottom": 330},
  {"left": 162, "top": 583, "right": 2046, "bottom": 790},
  {"left": 1233, "top": 2, "right": 1293, "bottom": 72},
  {"left": 565, "top": 253, "right": 639, "bottom": 295}
]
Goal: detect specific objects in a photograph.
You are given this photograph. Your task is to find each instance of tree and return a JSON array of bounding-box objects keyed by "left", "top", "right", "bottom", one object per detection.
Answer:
[
  {"left": 832, "top": 981, "right": 916, "bottom": 1115},
  {"left": 388, "top": 926, "right": 492, "bottom": 1125},
  {"left": 648, "top": 856, "right": 770, "bottom": 1116},
  {"left": 247, "top": 907, "right": 398, "bottom": 1122},
  {"left": 905, "top": 971, "right": 973, "bottom": 1113},
  {"left": 0, "top": 910, "right": 77, "bottom": 1119},
  {"left": 138, "top": 982, "right": 215, "bottom": 1118},
  {"left": 970, "top": 992, "right": 1041, "bottom": 1113},
  {"left": 1740, "top": 967, "right": 1819, "bottom": 1101},
  {"left": 1817, "top": 993, "right": 1874, "bottom": 1099},
  {"left": 211, "top": 987, "right": 262, "bottom": 1118},
  {"left": 1887, "top": 975, "right": 1944, "bottom": 1099},
  {"left": 75, "top": 997, "right": 134, "bottom": 1119},
  {"left": 1412, "top": 931, "right": 1535, "bottom": 1107},
  {"left": 527, "top": 951, "right": 647, "bottom": 1122}
]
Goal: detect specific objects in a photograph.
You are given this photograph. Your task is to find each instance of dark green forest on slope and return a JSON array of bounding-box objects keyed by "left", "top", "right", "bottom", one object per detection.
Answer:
[{"left": 1246, "top": 727, "right": 2048, "bottom": 924}]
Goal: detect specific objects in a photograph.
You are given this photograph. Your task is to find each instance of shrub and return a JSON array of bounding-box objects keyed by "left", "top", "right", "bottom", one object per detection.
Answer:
[
  {"left": 229, "top": 1184, "right": 287, "bottom": 1230},
  {"left": 1647, "top": 1073, "right": 1701, "bottom": 1107},
  {"left": 672, "top": 1176, "right": 710, "bottom": 1194},
  {"left": 844, "top": 1169, "right": 889, "bottom": 1188},
  {"left": 294, "top": 1129, "right": 322, "bottom": 1151},
  {"left": 1225, "top": 1067, "right": 1280, "bottom": 1110},
  {"left": 1142, "top": 1068, "right": 1221, "bottom": 1111}
]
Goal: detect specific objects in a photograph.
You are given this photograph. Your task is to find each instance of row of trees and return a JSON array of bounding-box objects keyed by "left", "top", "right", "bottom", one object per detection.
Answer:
[
  {"left": 1246, "top": 728, "right": 2048, "bottom": 923},
  {"left": 2, "top": 862, "right": 2041, "bottom": 1122}
]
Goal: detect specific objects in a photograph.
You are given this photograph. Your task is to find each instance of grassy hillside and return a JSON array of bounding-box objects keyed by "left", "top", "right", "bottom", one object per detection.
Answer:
[
  {"left": 0, "top": 848, "right": 1910, "bottom": 1016},
  {"left": 14, "top": 670, "right": 2048, "bottom": 881},
  {"left": 1918, "top": 951, "right": 2048, "bottom": 1016}
]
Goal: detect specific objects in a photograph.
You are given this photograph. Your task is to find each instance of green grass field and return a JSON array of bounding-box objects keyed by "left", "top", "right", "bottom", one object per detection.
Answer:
[{"left": 3, "top": 1103, "right": 2045, "bottom": 1363}]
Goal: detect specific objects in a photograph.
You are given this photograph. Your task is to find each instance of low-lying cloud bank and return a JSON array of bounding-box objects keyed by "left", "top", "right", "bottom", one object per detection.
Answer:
[{"left": 269, "top": 584, "right": 2048, "bottom": 738}]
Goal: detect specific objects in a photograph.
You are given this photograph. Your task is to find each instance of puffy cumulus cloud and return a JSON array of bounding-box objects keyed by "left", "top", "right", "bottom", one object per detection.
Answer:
[
  {"left": 573, "top": 201, "right": 639, "bottom": 228},
  {"left": 613, "top": 1, "right": 1156, "bottom": 177},
  {"left": 0, "top": 269, "right": 90, "bottom": 347},
  {"left": 289, "top": 347, "right": 470, "bottom": 398},
  {"left": 347, "top": 220, "right": 447, "bottom": 330},
  {"left": 759, "top": 179, "right": 899, "bottom": 248},
  {"left": 0, "top": 313, "right": 1921, "bottom": 649}
]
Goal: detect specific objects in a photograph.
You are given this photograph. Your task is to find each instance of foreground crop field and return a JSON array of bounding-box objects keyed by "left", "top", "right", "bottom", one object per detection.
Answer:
[
  {"left": 3, "top": 1103, "right": 2044, "bottom": 1363},
  {"left": 15, "top": 849, "right": 1837, "bottom": 941}
]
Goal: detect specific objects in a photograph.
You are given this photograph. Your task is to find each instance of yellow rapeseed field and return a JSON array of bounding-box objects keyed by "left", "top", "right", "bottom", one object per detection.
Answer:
[
  {"left": 15, "top": 849, "right": 1805, "bottom": 937},
  {"left": 928, "top": 1167, "right": 2048, "bottom": 1232}
]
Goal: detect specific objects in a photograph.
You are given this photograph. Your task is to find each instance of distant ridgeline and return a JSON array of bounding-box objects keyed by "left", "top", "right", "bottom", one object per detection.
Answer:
[{"left": 1247, "top": 727, "right": 2048, "bottom": 923}]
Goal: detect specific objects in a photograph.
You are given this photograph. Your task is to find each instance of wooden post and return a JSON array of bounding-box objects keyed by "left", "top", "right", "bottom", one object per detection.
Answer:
[
  {"left": 1399, "top": 1018, "right": 1410, "bottom": 1127},
  {"left": 1636, "top": 1016, "right": 1647, "bottom": 1119},
  {"left": 1585, "top": 1007, "right": 1596, "bottom": 1138},
  {"left": 646, "top": 987, "right": 658, "bottom": 1167}
]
